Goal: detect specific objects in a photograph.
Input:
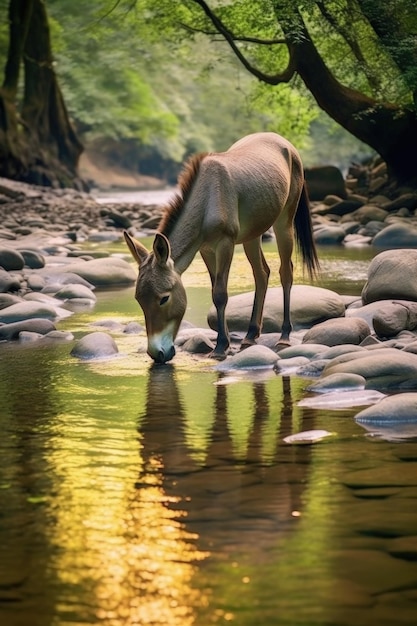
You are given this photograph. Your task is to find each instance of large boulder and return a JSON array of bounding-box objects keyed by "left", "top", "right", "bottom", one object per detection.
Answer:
[
  {"left": 207, "top": 285, "right": 345, "bottom": 334},
  {"left": 302, "top": 317, "right": 371, "bottom": 346},
  {"left": 362, "top": 249, "right": 417, "bottom": 304},
  {"left": 304, "top": 166, "right": 347, "bottom": 200}
]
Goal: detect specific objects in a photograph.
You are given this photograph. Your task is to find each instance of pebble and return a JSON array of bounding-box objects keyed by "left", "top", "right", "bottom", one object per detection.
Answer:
[{"left": 283, "top": 430, "right": 334, "bottom": 444}]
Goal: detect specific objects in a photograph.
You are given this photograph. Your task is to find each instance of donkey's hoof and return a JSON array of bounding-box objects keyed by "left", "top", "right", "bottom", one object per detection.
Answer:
[
  {"left": 274, "top": 340, "right": 291, "bottom": 352},
  {"left": 239, "top": 339, "right": 257, "bottom": 351},
  {"left": 208, "top": 350, "right": 228, "bottom": 361}
]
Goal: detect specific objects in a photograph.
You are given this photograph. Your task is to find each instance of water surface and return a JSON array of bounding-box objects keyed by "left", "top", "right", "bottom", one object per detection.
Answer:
[{"left": 1, "top": 198, "right": 416, "bottom": 626}]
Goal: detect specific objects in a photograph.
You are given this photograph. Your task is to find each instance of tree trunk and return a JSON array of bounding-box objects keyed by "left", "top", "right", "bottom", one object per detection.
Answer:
[{"left": 0, "top": 0, "right": 84, "bottom": 188}]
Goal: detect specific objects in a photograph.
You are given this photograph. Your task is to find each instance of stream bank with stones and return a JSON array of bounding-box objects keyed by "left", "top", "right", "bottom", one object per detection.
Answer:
[{"left": 1, "top": 158, "right": 417, "bottom": 427}]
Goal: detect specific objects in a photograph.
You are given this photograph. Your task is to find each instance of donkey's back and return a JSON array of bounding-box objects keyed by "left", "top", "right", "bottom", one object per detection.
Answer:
[{"left": 197, "top": 132, "right": 305, "bottom": 243}]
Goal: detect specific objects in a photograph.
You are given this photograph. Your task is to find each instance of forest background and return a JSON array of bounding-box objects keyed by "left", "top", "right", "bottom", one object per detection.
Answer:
[{"left": 0, "top": 0, "right": 416, "bottom": 190}]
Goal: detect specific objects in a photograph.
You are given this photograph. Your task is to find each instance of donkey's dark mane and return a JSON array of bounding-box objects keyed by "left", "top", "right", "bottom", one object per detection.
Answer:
[{"left": 159, "top": 152, "right": 209, "bottom": 236}]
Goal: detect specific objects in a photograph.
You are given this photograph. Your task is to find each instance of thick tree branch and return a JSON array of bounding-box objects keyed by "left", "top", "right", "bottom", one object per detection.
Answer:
[
  {"left": 190, "top": 0, "right": 295, "bottom": 84},
  {"left": 180, "top": 22, "right": 286, "bottom": 46}
]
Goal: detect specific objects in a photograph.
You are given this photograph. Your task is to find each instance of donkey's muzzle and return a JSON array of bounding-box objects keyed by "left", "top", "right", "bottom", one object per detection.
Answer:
[{"left": 150, "top": 344, "right": 176, "bottom": 364}]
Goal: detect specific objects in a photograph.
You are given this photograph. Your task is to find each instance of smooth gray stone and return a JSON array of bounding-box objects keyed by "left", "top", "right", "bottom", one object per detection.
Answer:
[
  {"left": 70, "top": 331, "right": 119, "bottom": 359},
  {"left": 0, "top": 318, "right": 56, "bottom": 340}
]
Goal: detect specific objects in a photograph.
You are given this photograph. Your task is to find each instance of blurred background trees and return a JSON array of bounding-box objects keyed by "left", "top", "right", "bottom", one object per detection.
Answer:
[{"left": 0, "top": 0, "right": 415, "bottom": 187}]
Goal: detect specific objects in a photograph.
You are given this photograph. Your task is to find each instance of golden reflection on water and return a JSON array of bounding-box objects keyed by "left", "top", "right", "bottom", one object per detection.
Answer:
[
  {"left": 44, "top": 373, "right": 208, "bottom": 626},
  {"left": 0, "top": 321, "right": 365, "bottom": 626}
]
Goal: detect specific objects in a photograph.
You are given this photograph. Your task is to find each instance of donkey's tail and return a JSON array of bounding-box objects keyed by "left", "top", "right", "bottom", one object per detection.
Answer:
[{"left": 294, "top": 182, "right": 320, "bottom": 280}]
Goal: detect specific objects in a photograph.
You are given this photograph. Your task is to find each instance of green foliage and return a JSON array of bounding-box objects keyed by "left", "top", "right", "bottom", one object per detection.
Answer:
[{"left": 2, "top": 0, "right": 412, "bottom": 175}]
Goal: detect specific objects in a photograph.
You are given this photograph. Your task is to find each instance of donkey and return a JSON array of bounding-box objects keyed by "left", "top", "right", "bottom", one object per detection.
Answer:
[{"left": 124, "top": 132, "right": 319, "bottom": 363}]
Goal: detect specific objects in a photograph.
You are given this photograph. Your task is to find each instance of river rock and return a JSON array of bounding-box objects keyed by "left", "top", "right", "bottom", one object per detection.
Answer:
[
  {"left": 298, "top": 389, "right": 385, "bottom": 409},
  {"left": 346, "top": 300, "right": 398, "bottom": 329},
  {"left": 0, "top": 300, "right": 70, "bottom": 323},
  {"left": 19, "top": 331, "right": 45, "bottom": 343},
  {"left": 382, "top": 193, "right": 417, "bottom": 213},
  {"left": 362, "top": 250, "right": 417, "bottom": 303},
  {"left": 372, "top": 223, "right": 417, "bottom": 248},
  {"left": 26, "top": 273, "right": 47, "bottom": 291},
  {"left": 0, "top": 318, "right": 56, "bottom": 340},
  {"left": 54, "top": 284, "right": 97, "bottom": 301},
  {"left": 322, "top": 348, "right": 417, "bottom": 389},
  {"left": 38, "top": 270, "right": 95, "bottom": 290},
  {"left": 0, "top": 293, "right": 22, "bottom": 309},
  {"left": 345, "top": 204, "right": 388, "bottom": 224},
  {"left": 316, "top": 344, "right": 367, "bottom": 360},
  {"left": 0, "top": 268, "right": 20, "bottom": 292},
  {"left": 207, "top": 285, "right": 345, "bottom": 334},
  {"left": 372, "top": 301, "right": 417, "bottom": 337},
  {"left": 403, "top": 340, "right": 417, "bottom": 355},
  {"left": 70, "top": 331, "right": 119, "bottom": 359},
  {"left": 306, "top": 372, "right": 366, "bottom": 392},
  {"left": 182, "top": 332, "right": 215, "bottom": 354},
  {"left": 313, "top": 225, "right": 346, "bottom": 245},
  {"left": 355, "top": 393, "right": 417, "bottom": 424},
  {"left": 62, "top": 257, "right": 136, "bottom": 286},
  {"left": 17, "top": 248, "right": 46, "bottom": 269},
  {"left": 123, "top": 321, "right": 144, "bottom": 334},
  {"left": 297, "top": 359, "right": 330, "bottom": 377},
  {"left": 90, "top": 319, "right": 125, "bottom": 331},
  {"left": 0, "top": 247, "right": 25, "bottom": 270},
  {"left": 302, "top": 317, "right": 371, "bottom": 346},
  {"left": 304, "top": 165, "right": 346, "bottom": 200},
  {"left": 318, "top": 198, "right": 363, "bottom": 217},
  {"left": 277, "top": 343, "right": 330, "bottom": 360},
  {"left": 358, "top": 220, "right": 386, "bottom": 238},
  {"left": 23, "top": 292, "right": 64, "bottom": 306},
  {"left": 215, "top": 345, "right": 280, "bottom": 370},
  {"left": 42, "top": 330, "right": 74, "bottom": 342},
  {"left": 274, "top": 355, "right": 310, "bottom": 372},
  {"left": 283, "top": 429, "right": 334, "bottom": 444}
]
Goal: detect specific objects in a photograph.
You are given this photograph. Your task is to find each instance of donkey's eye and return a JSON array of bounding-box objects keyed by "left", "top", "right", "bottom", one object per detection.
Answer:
[{"left": 159, "top": 295, "right": 170, "bottom": 306}]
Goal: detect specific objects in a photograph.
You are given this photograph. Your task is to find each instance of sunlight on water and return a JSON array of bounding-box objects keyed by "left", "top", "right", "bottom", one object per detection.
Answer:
[{"left": 1, "top": 237, "right": 417, "bottom": 626}]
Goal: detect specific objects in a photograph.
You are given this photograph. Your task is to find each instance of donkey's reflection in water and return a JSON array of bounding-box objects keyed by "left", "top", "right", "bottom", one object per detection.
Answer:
[
  {"left": 125, "top": 132, "right": 319, "bottom": 364},
  {"left": 137, "top": 366, "right": 314, "bottom": 533}
]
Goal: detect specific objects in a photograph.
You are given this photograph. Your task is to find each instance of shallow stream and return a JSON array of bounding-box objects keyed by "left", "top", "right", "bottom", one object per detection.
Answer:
[{"left": 1, "top": 192, "right": 417, "bottom": 626}]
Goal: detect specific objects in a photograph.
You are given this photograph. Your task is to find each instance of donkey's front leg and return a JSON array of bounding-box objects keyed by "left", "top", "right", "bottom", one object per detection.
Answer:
[{"left": 210, "top": 239, "right": 234, "bottom": 359}]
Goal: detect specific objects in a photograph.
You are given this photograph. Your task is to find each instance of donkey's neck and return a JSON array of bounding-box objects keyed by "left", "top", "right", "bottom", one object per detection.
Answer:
[
  {"left": 161, "top": 199, "right": 203, "bottom": 275},
  {"left": 158, "top": 151, "right": 210, "bottom": 275}
]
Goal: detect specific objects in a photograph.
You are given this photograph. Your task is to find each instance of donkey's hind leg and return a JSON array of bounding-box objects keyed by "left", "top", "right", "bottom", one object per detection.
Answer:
[
  {"left": 241, "top": 237, "right": 270, "bottom": 349},
  {"left": 273, "top": 216, "right": 294, "bottom": 348}
]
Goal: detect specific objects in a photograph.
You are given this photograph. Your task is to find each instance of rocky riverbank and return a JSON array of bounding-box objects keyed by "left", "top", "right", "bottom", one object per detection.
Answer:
[{"left": 1, "top": 167, "right": 417, "bottom": 426}]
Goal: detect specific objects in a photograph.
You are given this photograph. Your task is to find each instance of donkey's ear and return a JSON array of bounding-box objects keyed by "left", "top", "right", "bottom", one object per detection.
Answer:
[
  {"left": 124, "top": 231, "right": 149, "bottom": 266},
  {"left": 153, "top": 233, "right": 171, "bottom": 266}
]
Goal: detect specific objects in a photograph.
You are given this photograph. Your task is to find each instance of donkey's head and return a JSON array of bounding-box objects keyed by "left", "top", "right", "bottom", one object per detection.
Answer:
[{"left": 124, "top": 231, "right": 187, "bottom": 364}]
